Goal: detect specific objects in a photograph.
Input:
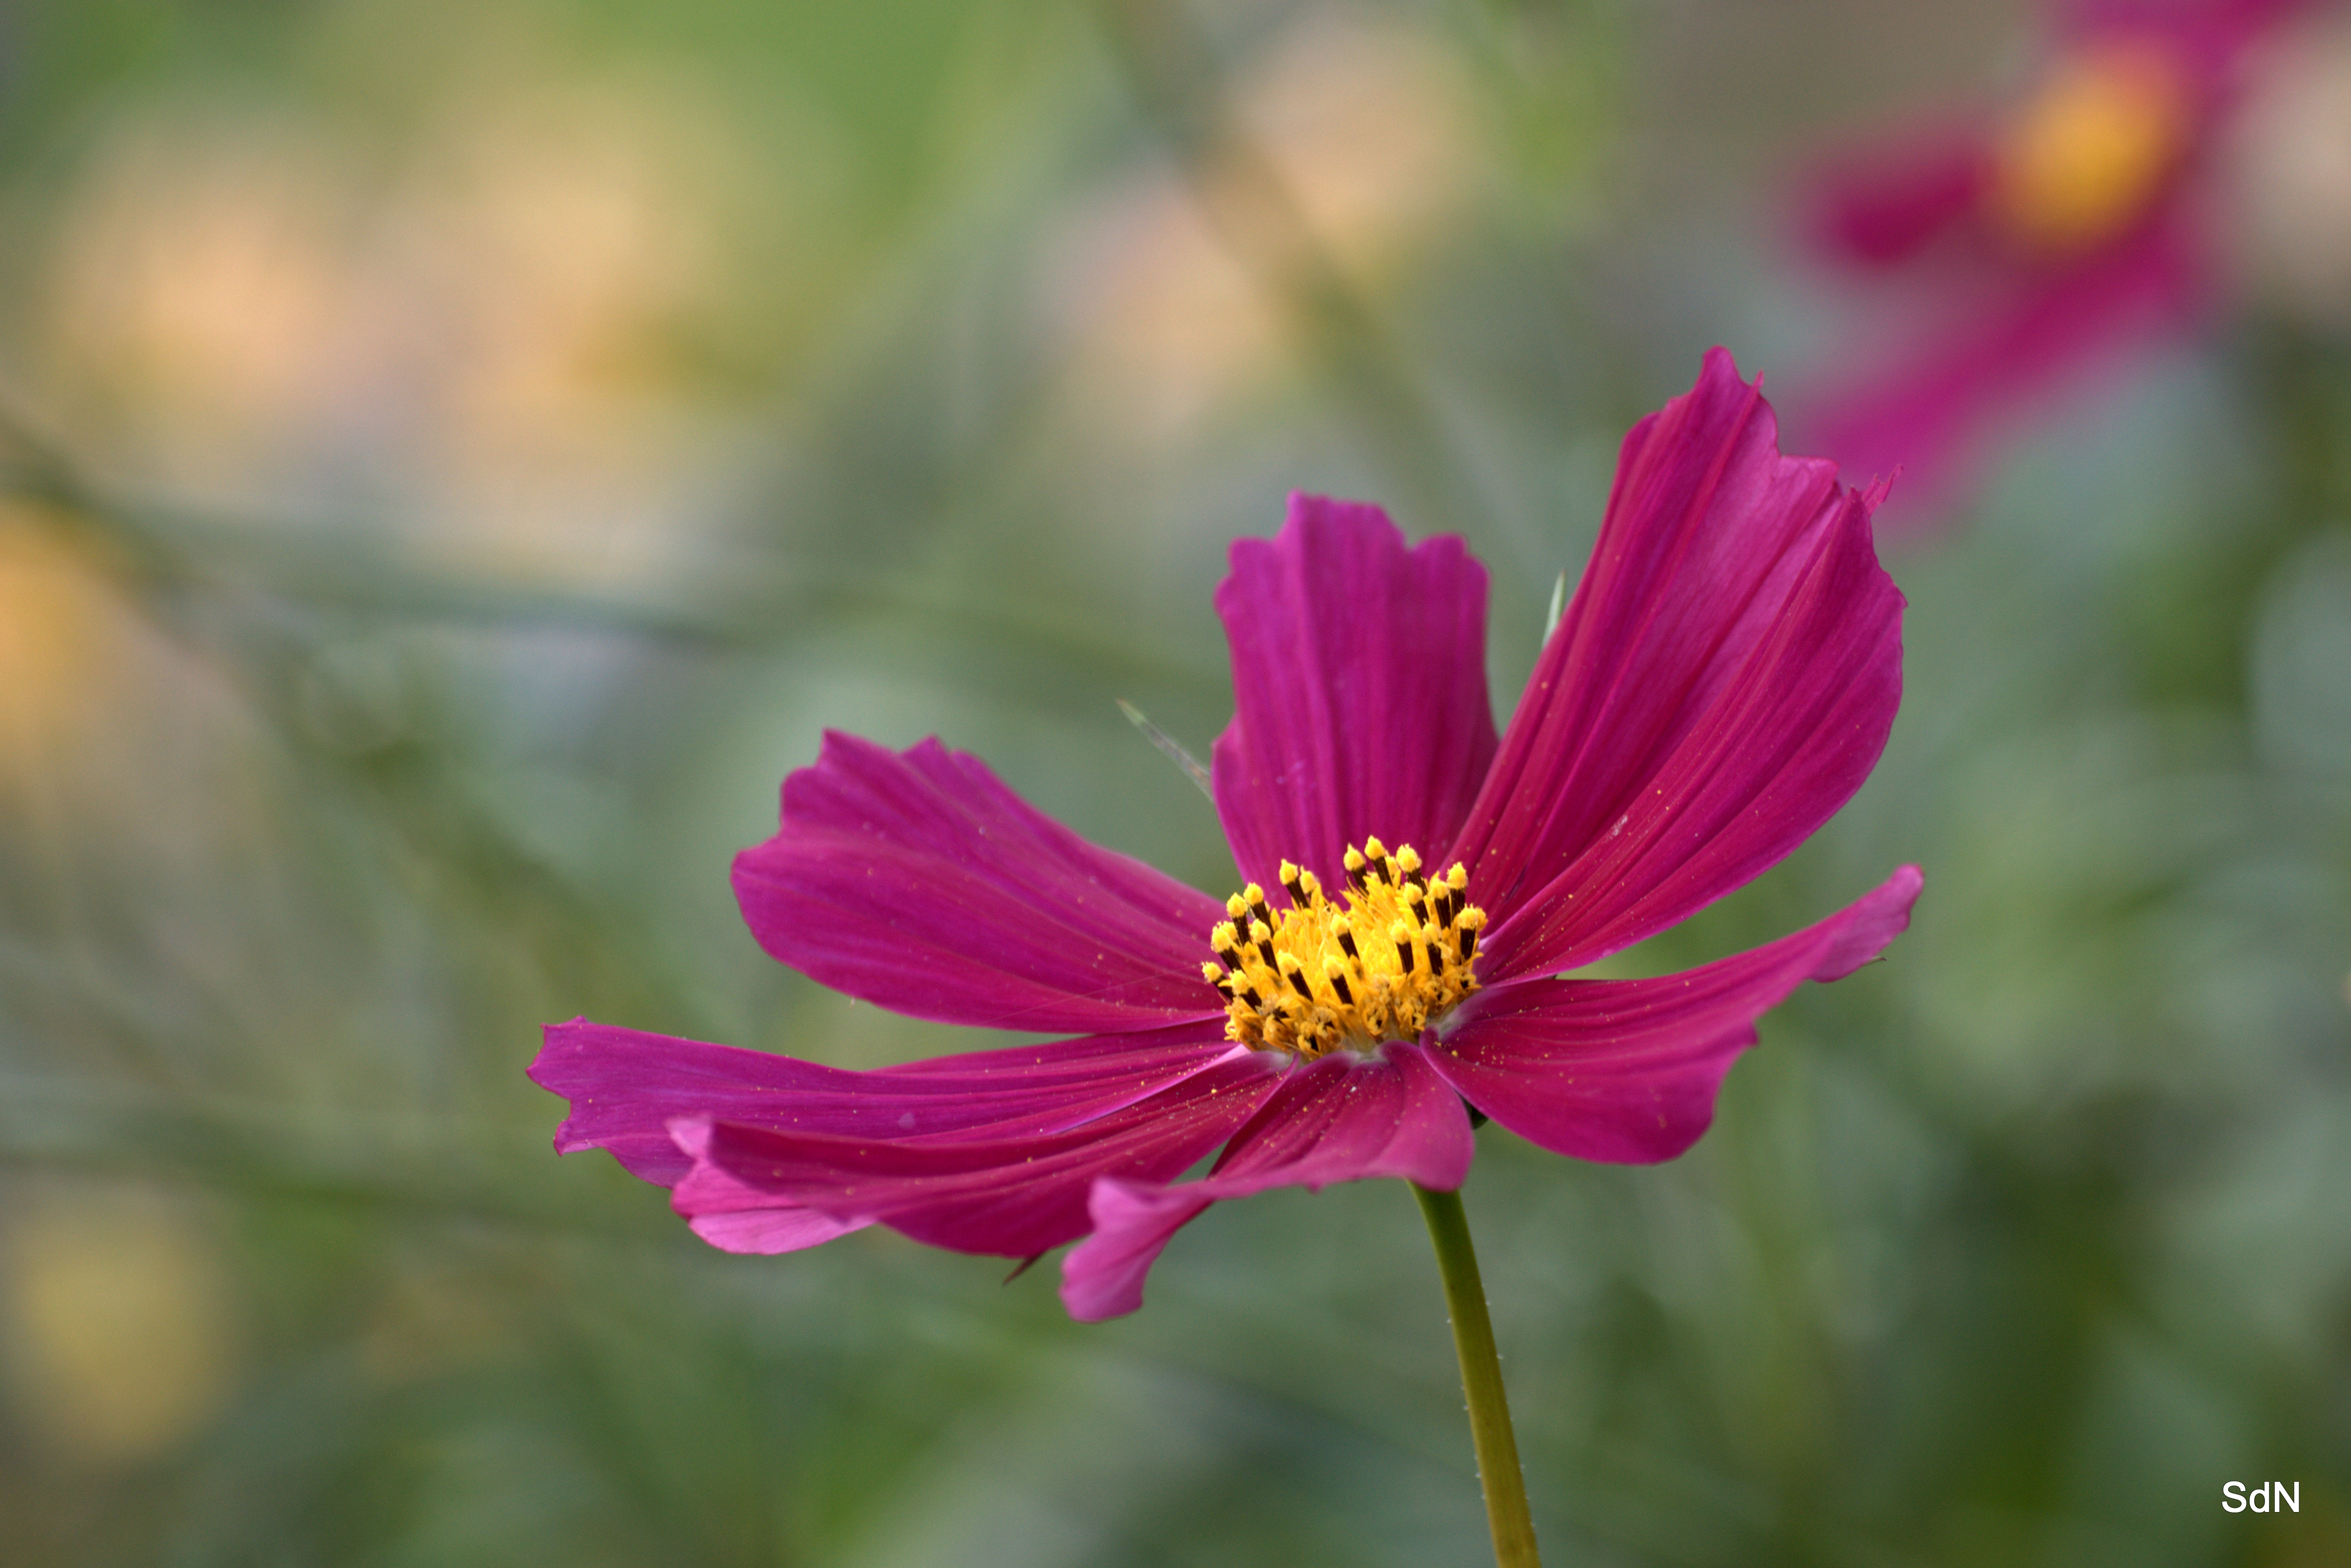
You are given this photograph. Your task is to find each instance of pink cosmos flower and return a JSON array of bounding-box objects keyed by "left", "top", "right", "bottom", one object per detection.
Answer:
[
  {"left": 1800, "top": 0, "right": 2307, "bottom": 516},
  {"left": 530, "top": 348, "right": 1921, "bottom": 1321}
]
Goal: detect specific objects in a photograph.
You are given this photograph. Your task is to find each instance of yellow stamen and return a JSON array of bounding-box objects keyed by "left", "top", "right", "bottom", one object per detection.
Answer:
[
  {"left": 1204, "top": 840, "right": 1487, "bottom": 1059},
  {"left": 1990, "top": 41, "right": 2195, "bottom": 253}
]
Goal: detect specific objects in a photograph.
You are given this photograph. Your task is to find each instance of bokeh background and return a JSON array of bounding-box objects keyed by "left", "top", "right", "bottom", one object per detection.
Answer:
[{"left": 1, "top": 0, "right": 2347, "bottom": 1562}]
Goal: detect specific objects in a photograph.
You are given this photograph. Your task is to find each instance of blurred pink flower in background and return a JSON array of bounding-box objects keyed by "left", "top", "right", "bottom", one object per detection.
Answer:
[
  {"left": 531, "top": 351, "right": 1918, "bottom": 1321},
  {"left": 1798, "top": 0, "right": 2315, "bottom": 519}
]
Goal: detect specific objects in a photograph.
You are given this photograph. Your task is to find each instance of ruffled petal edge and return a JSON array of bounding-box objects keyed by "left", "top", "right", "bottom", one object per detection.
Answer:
[{"left": 1057, "top": 1042, "right": 1474, "bottom": 1321}]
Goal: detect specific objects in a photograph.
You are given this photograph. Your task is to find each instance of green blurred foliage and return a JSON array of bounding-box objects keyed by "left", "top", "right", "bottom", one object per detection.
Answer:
[{"left": 0, "top": 0, "right": 2345, "bottom": 1563}]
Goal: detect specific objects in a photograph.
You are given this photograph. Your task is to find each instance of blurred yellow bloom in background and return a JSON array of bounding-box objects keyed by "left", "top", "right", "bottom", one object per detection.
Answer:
[
  {"left": 34, "top": 60, "right": 799, "bottom": 593},
  {"left": 1988, "top": 41, "right": 2194, "bottom": 254},
  {"left": 1048, "top": 11, "right": 1475, "bottom": 439},
  {"left": 2, "top": 1189, "right": 238, "bottom": 1467},
  {"left": 0, "top": 512, "right": 129, "bottom": 798}
]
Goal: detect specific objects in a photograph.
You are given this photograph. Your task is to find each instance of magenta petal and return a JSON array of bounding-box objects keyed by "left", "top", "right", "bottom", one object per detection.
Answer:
[
  {"left": 1426, "top": 867, "right": 1921, "bottom": 1165},
  {"left": 1446, "top": 349, "right": 1905, "bottom": 982},
  {"left": 667, "top": 1120, "right": 873, "bottom": 1254},
  {"left": 733, "top": 732, "right": 1228, "bottom": 1033},
  {"left": 1058, "top": 1043, "right": 1475, "bottom": 1321},
  {"left": 1212, "top": 494, "right": 1498, "bottom": 897},
  {"left": 530, "top": 1017, "right": 1240, "bottom": 1187},
  {"left": 532, "top": 1019, "right": 860, "bottom": 1188},
  {"left": 689, "top": 1207, "right": 871, "bottom": 1255},
  {"left": 670, "top": 1050, "right": 1281, "bottom": 1259}
]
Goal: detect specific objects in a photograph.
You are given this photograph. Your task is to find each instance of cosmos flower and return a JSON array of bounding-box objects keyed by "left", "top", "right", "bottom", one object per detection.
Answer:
[
  {"left": 1801, "top": 0, "right": 2307, "bottom": 516},
  {"left": 530, "top": 348, "right": 1920, "bottom": 1321}
]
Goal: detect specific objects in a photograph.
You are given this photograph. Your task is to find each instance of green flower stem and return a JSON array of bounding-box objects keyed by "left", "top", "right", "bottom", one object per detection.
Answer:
[{"left": 1415, "top": 1181, "right": 1543, "bottom": 1568}]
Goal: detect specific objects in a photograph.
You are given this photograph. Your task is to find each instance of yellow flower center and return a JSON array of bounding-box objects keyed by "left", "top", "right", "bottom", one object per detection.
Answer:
[
  {"left": 1990, "top": 42, "right": 2195, "bottom": 253},
  {"left": 1203, "top": 838, "right": 1485, "bottom": 1059}
]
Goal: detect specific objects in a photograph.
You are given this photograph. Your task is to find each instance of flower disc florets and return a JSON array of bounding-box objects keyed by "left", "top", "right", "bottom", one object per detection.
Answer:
[
  {"left": 1989, "top": 41, "right": 2192, "bottom": 253},
  {"left": 1202, "top": 838, "right": 1485, "bottom": 1059}
]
